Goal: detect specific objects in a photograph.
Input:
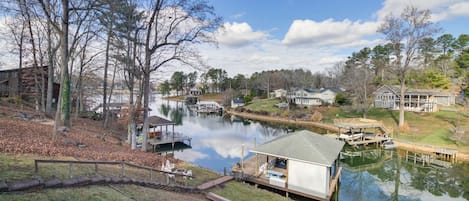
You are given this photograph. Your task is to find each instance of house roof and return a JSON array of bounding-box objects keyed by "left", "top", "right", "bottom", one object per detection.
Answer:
[
  {"left": 375, "top": 85, "right": 453, "bottom": 96},
  {"left": 138, "top": 116, "right": 175, "bottom": 126},
  {"left": 251, "top": 130, "right": 344, "bottom": 166},
  {"left": 298, "top": 88, "right": 343, "bottom": 94}
]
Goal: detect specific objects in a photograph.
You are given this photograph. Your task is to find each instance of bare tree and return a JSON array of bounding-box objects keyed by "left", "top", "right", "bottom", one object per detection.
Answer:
[
  {"left": 140, "top": 0, "right": 221, "bottom": 151},
  {"left": 378, "top": 6, "right": 439, "bottom": 129}
]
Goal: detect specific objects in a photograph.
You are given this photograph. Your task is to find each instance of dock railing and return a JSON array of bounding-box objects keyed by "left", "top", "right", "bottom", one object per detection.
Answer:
[{"left": 34, "top": 159, "right": 193, "bottom": 185}]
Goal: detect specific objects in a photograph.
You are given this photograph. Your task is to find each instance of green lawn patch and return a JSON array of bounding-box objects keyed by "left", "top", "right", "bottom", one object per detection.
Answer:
[
  {"left": 211, "top": 181, "right": 286, "bottom": 201},
  {"left": 244, "top": 98, "right": 283, "bottom": 114}
]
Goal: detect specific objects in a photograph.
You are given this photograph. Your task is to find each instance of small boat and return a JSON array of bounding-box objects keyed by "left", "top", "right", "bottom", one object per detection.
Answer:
[
  {"left": 382, "top": 139, "right": 397, "bottom": 149},
  {"left": 338, "top": 133, "right": 363, "bottom": 141}
]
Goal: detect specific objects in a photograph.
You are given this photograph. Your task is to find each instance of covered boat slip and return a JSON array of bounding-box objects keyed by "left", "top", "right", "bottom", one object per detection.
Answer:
[
  {"left": 334, "top": 118, "right": 392, "bottom": 147},
  {"left": 232, "top": 130, "right": 344, "bottom": 201},
  {"left": 138, "top": 116, "right": 192, "bottom": 152}
]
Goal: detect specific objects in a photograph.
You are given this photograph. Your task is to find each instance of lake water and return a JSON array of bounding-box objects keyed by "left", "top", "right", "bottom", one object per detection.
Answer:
[{"left": 149, "top": 97, "right": 468, "bottom": 201}]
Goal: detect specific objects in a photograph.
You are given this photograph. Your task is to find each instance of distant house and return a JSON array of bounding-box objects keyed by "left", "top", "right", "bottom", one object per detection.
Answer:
[
  {"left": 273, "top": 88, "right": 287, "bottom": 98},
  {"left": 288, "top": 88, "right": 343, "bottom": 107},
  {"left": 189, "top": 88, "right": 202, "bottom": 96},
  {"left": 0, "top": 66, "right": 59, "bottom": 102},
  {"left": 248, "top": 130, "right": 344, "bottom": 200},
  {"left": 231, "top": 97, "right": 245, "bottom": 108},
  {"left": 373, "top": 85, "right": 455, "bottom": 112}
]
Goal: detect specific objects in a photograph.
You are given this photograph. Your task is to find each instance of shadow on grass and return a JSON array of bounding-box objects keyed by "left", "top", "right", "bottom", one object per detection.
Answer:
[{"left": 388, "top": 110, "right": 398, "bottom": 125}]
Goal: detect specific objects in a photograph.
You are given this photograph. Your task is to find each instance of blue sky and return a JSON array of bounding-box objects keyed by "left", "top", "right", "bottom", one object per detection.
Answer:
[{"left": 198, "top": 0, "right": 469, "bottom": 76}]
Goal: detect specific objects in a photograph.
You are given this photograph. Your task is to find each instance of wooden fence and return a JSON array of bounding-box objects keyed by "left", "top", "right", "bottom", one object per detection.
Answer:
[{"left": 34, "top": 159, "right": 193, "bottom": 183}]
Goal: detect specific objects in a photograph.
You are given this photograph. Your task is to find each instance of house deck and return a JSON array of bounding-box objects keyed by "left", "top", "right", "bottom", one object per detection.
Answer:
[{"left": 232, "top": 155, "right": 341, "bottom": 201}]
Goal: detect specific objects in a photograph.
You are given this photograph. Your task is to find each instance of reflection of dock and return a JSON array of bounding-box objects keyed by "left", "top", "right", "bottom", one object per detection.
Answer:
[{"left": 340, "top": 149, "right": 393, "bottom": 172}]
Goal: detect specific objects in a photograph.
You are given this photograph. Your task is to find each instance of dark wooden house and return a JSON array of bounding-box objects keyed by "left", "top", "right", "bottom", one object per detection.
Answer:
[{"left": 0, "top": 66, "right": 59, "bottom": 102}]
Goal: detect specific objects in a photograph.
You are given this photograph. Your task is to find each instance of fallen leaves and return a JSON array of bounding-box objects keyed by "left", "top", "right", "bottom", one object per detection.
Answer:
[{"left": 0, "top": 113, "right": 178, "bottom": 169}]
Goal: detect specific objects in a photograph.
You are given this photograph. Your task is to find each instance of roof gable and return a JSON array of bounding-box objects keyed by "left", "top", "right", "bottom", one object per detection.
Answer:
[{"left": 251, "top": 130, "right": 344, "bottom": 166}]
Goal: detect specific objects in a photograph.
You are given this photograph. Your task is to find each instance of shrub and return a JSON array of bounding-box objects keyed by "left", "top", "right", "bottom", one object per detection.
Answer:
[{"left": 311, "top": 111, "right": 323, "bottom": 122}]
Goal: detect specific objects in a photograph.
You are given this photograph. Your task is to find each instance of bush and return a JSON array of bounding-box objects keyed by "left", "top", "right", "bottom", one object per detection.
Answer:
[
  {"left": 335, "top": 93, "right": 350, "bottom": 105},
  {"left": 244, "top": 95, "right": 253, "bottom": 103},
  {"left": 311, "top": 111, "right": 323, "bottom": 122}
]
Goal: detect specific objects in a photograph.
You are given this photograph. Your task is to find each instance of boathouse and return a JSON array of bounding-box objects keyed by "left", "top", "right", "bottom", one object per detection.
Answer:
[
  {"left": 235, "top": 130, "right": 344, "bottom": 200},
  {"left": 138, "top": 116, "right": 191, "bottom": 153}
]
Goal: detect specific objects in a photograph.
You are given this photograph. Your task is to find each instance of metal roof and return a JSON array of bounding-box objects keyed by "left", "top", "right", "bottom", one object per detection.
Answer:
[
  {"left": 138, "top": 116, "right": 175, "bottom": 126},
  {"left": 251, "top": 130, "right": 344, "bottom": 166}
]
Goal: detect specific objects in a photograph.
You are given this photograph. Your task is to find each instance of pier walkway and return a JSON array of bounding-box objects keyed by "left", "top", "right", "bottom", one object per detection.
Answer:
[{"left": 197, "top": 176, "right": 234, "bottom": 190}]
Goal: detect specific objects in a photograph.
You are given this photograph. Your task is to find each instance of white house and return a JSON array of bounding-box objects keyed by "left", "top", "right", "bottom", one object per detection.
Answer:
[
  {"left": 373, "top": 85, "right": 455, "bottom": 112},
  {"left": 273, "top": 88, "right": 287, "bottom": 98},
  {"left": 250, "top": 130, "right": 344, "bottom": 200},
  {"left": 231, "top": 97, "right": 245, "bottom": 108},
  {"left": 288, "top": 88, "right": 343, "bottom": 107}
]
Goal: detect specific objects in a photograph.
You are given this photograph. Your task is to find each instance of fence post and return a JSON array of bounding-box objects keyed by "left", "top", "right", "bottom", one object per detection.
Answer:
[
  {"left": 34, "top": 160, "right": 38, "bottom": 175},
  {"left": 69, "top": 162, "right": 73, "bottom": 178},
  {"left": 95, "top": 163, "right": 98, "bottom": 175},
  {"left": 150, "top": 169, "right": 153, "bottom": 180},
  {"left": 121, "top": 162, "right": 126, "bottom": 177}
]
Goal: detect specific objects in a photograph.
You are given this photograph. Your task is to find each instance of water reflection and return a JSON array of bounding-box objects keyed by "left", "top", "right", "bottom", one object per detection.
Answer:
[
  {"left": 147, "top": 96, "right": 468, "bottom": 201},
  {"left": 340, "top": 147, "right": 468, "bottom": 201},
  {"left": 148, "top": 96, "right": 288, "bottom": 172}
]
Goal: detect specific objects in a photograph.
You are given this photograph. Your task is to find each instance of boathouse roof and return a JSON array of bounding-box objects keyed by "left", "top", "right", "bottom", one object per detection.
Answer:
[
  {"left": 251, "top": 130, "right": 344, "bottom": 166},
  {"left": 138, "top": 116, "right": 175, "bottom": 126}
]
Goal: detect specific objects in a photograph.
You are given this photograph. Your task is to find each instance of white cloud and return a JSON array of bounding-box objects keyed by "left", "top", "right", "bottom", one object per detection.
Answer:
[
  {"left": 198, "top": 39, "right": 349, "bottom": 76},
  {"left": 376, "top": 0, "right": 469, "bottom": 21},
  {"left": 215, "top": 22, "right": 267, "bottom": 47},
  {"left": 281, "top": 19, "right": 379, "bottom": 46},
  {"left": 230, "top": 12, "right": 246, "bottom": 19}
]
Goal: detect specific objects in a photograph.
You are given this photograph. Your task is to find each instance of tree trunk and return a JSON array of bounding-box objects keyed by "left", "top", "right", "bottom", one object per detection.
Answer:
[
  {"left": 399, "top": 81, "right": 405, "bottom": 128},
  {"left": 105, "top": 61, "right": 118, "bottom": 127},
  {"left": 18, "top": 25, "right": 25, "bottom": 97},
  {"left": 45, "top": 11, "right": 54, "bottom": 117},
  {"left": 24, "top": 2, "right": 40, "bottom": 110},
  {"left": 60, "top": 0, "right": 71, "bottom": 128},
  {"left": 103, "top": 26, "right": 112, "bottom": 128}
]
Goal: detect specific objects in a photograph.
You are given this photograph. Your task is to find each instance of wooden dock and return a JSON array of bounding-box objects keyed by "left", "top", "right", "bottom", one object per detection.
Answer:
[
  {"left": 345, "top": 136, "right": 390, "bottom": 147},
  {"left": 197, "top": 176, "right": 234, "bottom": 190},
  {"left": 148, "top": 133, "right": 192, "bottom": 152},
  {"left": 395, "top": 140, "right": 459, "bottom": 163}
]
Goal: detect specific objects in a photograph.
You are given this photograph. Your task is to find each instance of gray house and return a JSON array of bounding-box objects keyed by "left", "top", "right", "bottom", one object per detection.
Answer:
[{"left": 373, "top": 85, "right": 455, "bottom": 112}]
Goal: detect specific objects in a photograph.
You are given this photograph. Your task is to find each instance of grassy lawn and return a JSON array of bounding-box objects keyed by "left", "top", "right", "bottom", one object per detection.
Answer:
[
  {"left": 211, "top": 181, "right": 287, "bottom": 201},
  {"left": 244, "top": 98, "right": 283, "bottom": 114},
  {"left": 0, "top": 153, "right": 286, "bottom": 201},
  {"left": 322, "top": 107, "right": 469, "bottom": 152}
]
